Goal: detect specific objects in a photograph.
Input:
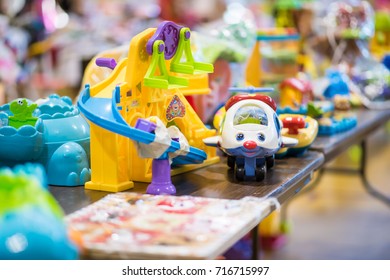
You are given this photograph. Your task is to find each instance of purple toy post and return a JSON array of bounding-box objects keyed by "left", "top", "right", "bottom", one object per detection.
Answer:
[
  {"left": 146, "top": 158, "right": 176, "bottom": 195},
  {"left": 95, "top": 58, "right": 117, "bottom": 70},
  {"left": 135, "top": 118, "right": 176, "bottom": 195}
]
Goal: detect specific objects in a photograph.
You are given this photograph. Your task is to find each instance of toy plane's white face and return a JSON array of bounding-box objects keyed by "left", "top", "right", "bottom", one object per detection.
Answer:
[
  {"left": 202, "top": 98, "right": 298, "bottom": 157},
  {"left": 220, "top": 99, "right": 281, "bottom": 152}
]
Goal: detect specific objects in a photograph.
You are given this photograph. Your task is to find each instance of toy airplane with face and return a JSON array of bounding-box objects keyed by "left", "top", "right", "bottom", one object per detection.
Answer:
[{"left": 204, "top": 89, "right": 298, "bottom": 181}]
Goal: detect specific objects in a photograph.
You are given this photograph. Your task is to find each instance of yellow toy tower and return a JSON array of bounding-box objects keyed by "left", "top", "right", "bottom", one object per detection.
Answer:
[
  {"left": 245, "top": 28, "right": 300, "bottom": 90},
  {"left": 78, "top": 21, "right": 219, "bottom": 192}
]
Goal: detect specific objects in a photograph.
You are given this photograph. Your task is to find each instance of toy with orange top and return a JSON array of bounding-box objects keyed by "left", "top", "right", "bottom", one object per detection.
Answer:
[{"left": 279, "top": 77, "right": 313, "bottom": 110}]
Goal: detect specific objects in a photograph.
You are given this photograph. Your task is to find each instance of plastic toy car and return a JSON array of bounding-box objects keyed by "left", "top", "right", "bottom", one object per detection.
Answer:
[{"left": 204, "top": 92, "right": 297, "bottom": 181}]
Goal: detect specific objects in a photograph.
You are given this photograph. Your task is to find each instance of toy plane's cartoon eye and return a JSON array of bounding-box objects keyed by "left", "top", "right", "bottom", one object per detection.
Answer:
[
  {"left": 17, "top": 100, "right": 23, "bottom": 105},
  {"left": 236, "top": 133, "right": 244, "bottom": 141},
  {"left": 257, "top": 133, "right": 265, "bottom": 142}
]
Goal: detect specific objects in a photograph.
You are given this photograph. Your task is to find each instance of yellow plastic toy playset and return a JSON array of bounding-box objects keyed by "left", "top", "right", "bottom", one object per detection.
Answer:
[
  {"left": 79, "top": 21, "right": 219, "bottom": 192},
  {"left": 82, "top": 40, "right": 211, "bottom": 97},
  {"left": 245, "top": 28, "right": 301, "bottom": 88}
]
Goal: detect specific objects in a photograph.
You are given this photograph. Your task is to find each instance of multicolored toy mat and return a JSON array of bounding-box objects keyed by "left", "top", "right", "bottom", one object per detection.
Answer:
[{"left": 66, "top": 192, "right": 275, "bottom": 259}]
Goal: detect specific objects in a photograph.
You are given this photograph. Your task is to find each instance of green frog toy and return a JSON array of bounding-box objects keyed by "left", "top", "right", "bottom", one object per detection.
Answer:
[{"left": 8, "top": 99, "right": 38, "bottom": 128}]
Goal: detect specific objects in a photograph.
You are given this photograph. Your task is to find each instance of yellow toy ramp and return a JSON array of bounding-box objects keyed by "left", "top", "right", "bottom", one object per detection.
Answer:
[
  {"left": 81, "top": 44, "right": 129, "bottom": 88},
  {"left": 179, "top": 73, "right": 211, "bottom": 96},
  {"left": 81, "top": 23, "right": 219, "bottom": 192}
]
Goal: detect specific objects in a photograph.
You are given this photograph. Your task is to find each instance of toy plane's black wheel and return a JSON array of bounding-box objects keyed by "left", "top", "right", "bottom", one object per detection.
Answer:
[
  {"left": 235, "top": 166, "right": 245, "bottom": 181},
  {"left": 266, "top": 155, "right": 275, "bottom": 169},
  {"left": 227, "top": 156, "right": 236, "bottom": 169},
  {"left": 255, "top": 165, "right": 266, "bottom": 181}
]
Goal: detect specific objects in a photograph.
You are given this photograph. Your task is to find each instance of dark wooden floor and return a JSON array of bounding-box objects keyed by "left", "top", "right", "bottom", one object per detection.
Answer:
[{"left": 263, "top": 124, "right": 390, "bottom": 260}]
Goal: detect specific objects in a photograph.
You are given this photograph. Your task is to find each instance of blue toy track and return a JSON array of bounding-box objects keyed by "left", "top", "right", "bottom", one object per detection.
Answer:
[{"left": 77, "top": 85, "right": 207, "bottom": 164}]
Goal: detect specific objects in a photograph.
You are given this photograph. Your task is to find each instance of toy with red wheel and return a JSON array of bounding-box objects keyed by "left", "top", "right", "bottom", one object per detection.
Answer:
[{"left": 276, "top": 114, "right": 318, "bottom": 158}]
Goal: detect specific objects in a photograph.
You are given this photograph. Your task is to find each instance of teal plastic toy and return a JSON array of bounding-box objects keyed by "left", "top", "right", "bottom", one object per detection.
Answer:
[
  {"left": 0, "top": 164, "right": 78, "bottom": 259},
  {"left": 0, "top": 94, "right": 90, "bottom": 186}
]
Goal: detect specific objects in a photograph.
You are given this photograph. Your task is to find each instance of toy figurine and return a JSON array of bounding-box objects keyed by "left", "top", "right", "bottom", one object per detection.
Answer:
[
  {"left": 322, "top": 69, "right": 352, "bottom": 111},
  {"left": 273, "top": 0, "right": 314, "bottom": 32},
  {"left": 204, "top": 90, "right": 297, "bottom": 181},
  {"left": 8, "top": 99, "right": 38, "bottom": 129}
]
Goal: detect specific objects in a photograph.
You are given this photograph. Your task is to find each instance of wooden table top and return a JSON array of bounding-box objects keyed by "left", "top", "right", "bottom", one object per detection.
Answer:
[
  {"left": 47, "top": 108, "right": 388, "bottom": 260},
  {"left": 50, "top": 151, "right": 324, "bottom": 215},
  {"left": 310, "top": 108, "right": 390, "bottom": 162},
  {"left": 50, "top": 109, "right": 390, "bottom": 215}
]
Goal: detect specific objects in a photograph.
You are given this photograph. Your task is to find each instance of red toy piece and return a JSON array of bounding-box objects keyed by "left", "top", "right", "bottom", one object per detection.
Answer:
[
  {"left": 282, "top": 116, "right": 306, "bottom": 135},
  {"left": 225, "top": 94, "right": 277, "bottom": 112}
]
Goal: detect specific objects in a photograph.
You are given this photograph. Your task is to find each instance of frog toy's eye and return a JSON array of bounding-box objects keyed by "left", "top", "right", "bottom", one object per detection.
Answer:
[
  {"left": 236, "top": 133, "right": 244, "bottom": 141},
  {"left": 17, "top": 100, "right": 23, "bottom": 105},
  {"left": 257, "top": 133, "right": 265, "bottom": 142}
]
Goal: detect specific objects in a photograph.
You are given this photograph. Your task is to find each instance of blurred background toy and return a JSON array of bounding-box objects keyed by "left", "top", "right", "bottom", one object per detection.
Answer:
[
  {"left": 322, "top": 69, "right": 352, "bottom": 110},
  {"left": 371, "top": 10, "right": 390, "bottom": 61},
  {"left": 276, "top": 114, "right": 318, "bottom": 158},
  {"left": 245, "top": 27, "right": 301, "bottom": 99},
  {"left": 8, "top": 98, "right": 37, "bottom": 128},
  {"left": 188, "top": 3, "right": 256, "bottom": 124},
  {"left": 158, "top": 0, "right": 226, "bottom": 28},
  {"left": 0, "top": 163, "right": 78, "bottom": 259},
  {"left": 308, "top": 0, "right": 390, "bottom": 109},
  {"left": 279, "top": 76, "right": 313, "bottom": 110}
]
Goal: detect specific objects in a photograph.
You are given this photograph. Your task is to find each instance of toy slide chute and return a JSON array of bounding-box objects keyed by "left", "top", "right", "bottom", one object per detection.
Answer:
[{"left": 78, "top": 85, "right": 206, "bottom": 164}]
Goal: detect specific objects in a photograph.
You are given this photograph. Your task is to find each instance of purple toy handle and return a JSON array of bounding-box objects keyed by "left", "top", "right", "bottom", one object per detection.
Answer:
[
  {"left": 146, "top": 21, "right": 183, "bottom": 59},
  {"left": 95, "top": 58, "right": 117, "bottom": 70},
  {"left": 146, "top": 158, "right": 176, "bottom": 195},
  {"left": 135, "top": 118, "right": 157, "bottom": 133},
  {"left": 135, "top": 118, "right": 176, "bottom": 195}
]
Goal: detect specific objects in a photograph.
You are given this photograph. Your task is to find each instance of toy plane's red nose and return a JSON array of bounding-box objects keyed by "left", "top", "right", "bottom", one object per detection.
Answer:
[{"left": 243, "top": 140, "right": 257, "bottom": 150}]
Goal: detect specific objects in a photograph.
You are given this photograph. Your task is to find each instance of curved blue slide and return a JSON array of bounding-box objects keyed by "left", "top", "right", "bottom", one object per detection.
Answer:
[{"left": 77, "top": 85, "right": 206, "bottom": 164}]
